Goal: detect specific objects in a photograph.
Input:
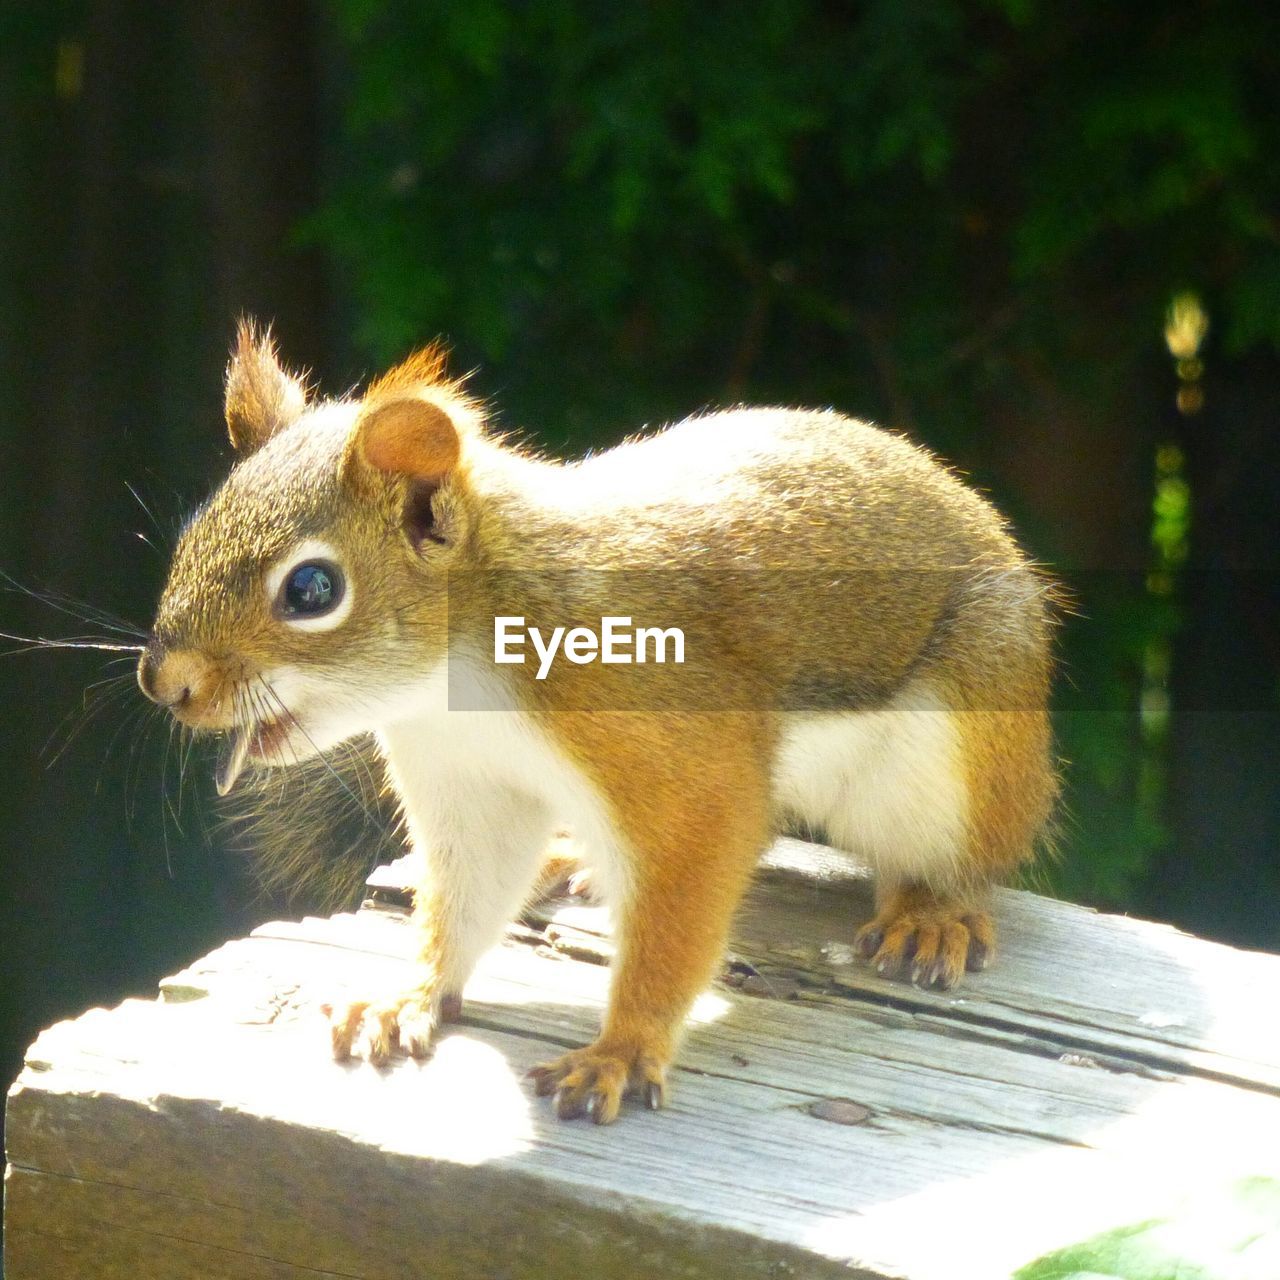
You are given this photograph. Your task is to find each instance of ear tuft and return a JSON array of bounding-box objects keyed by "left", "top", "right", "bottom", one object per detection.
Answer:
[
  {"left": 224, "top": 317, "right": 309, "bottom": 453},
  {"left": 366, "top": 342, "right": 453, "bottom": 401}
]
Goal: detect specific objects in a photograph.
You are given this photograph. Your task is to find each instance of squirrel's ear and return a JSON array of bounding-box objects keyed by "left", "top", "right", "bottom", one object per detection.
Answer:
[
  {"left": 224, "top": 318, "right": 308, "bottom": 453},
  {"left": 350, "top": 397, "right": 461, "bottom": 483}
]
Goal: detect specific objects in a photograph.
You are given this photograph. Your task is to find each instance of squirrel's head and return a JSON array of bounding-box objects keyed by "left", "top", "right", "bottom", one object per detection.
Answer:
[{"left": 138, "top": 320, "right": 482, "bottom": 794}]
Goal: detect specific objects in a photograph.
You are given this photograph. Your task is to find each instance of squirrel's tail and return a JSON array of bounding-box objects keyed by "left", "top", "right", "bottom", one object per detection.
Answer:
[{"left": 219, "top": 732, "right": 404, "bottom": 911}]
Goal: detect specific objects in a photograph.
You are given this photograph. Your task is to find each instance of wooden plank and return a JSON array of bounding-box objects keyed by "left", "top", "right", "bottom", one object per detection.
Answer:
[
  {"left": 0, "top": 1013, "right": 1217, "bottom": 1280},
  {"left": 7, "top": 837, "right": 1280, "bottom": 1279},
  {"left": 9, "top": 934, "right": 1280, "bottom": 1276}
]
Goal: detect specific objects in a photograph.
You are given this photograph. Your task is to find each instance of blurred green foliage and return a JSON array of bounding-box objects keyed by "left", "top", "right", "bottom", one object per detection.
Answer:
[
  {"left": 309, "top": 0, "right": 1280, "bottom": 911},
  {"left": 315, "top": 0, "right": 1279, "bottom": 408}
]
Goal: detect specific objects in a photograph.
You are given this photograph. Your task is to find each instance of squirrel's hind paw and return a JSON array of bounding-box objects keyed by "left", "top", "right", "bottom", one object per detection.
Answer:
[
  {"left": 854, "top": 891, "right": 995, "bottom": 990},
  {"left": 535, "top": 853, "right": 597, "bottom": 902}
]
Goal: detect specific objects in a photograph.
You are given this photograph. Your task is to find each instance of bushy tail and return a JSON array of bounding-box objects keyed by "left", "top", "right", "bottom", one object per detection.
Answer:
[{"left": 219, "top": 733, "right": 404, "bottom": 912}]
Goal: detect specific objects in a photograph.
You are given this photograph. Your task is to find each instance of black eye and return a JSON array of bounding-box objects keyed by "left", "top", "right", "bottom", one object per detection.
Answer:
[{"left": 281, "top": 561, "right": 343, "bottom": 617}]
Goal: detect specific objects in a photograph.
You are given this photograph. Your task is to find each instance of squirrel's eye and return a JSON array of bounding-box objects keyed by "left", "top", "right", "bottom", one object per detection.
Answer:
[{"left": 281, "top": 561, "right": 343, "bottom": 617}]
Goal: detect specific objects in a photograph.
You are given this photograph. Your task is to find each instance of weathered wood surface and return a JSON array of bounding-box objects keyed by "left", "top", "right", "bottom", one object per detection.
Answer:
[{"left": 6, "top": 836, "right": 1280, "bottom": 1279}]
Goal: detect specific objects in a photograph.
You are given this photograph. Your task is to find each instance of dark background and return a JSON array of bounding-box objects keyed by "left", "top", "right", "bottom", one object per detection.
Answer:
[{"left": 2, "top": 0, "right": 1279, "bottom": 1160}]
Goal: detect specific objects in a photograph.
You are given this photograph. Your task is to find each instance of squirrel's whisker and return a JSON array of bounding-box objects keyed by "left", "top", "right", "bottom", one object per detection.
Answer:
[
  {"left": 124, "top": 480, "right": 171, "bottom": 544},
  {"left": 0, "top": 631, "right": 146, "bottom": 655},
  {"left": 0, "top": 568, "right": 148, "bottom": 639},
  {"left": 42, "top": 672, "right": 139, "bottom": 766}
]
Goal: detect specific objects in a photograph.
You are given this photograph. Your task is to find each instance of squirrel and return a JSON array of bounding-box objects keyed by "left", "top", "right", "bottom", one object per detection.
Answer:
[{"left": 138, "top": 320, "right": 1058, "bottom": 1125}]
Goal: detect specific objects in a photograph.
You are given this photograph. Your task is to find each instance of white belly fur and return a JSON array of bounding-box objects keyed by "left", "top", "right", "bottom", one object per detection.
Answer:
[{"left": 773, "top": 682, "right": 970, "bottom": 888}]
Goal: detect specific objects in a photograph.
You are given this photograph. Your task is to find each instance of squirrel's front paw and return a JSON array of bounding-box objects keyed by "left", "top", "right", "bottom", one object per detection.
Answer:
[
  {"left": 527, "top": 1041, "right": 666, "bottom": 1125},
  {"left": 321, "top": 988, "right": 459, "bottom": 1066}
]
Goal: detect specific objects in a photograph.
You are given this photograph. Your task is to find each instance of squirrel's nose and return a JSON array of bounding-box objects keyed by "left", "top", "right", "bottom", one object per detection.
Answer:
[{"left": 137, "top": 643, "right": 216, "bottom": 716}]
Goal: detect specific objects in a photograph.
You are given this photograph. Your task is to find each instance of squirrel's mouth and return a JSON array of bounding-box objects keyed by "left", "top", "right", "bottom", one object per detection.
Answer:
[{"left": 215, "top": 715, "right": 293, "bottom": 797}]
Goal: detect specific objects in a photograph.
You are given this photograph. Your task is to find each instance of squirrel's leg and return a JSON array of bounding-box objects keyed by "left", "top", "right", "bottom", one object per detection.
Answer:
[
  {"left": 530, "top": 719, "right": 772, "bottom": 1124},
  {"left": 326, "top": 764, "right": 555, "bottom": 1065},
  {"left": 851, "top": 698, "right": 1055, "bottom": 988}
]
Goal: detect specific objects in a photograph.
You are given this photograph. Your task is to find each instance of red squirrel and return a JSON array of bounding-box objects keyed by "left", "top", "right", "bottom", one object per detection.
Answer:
[{"left": 138, "top": 322, "right": 1057, "bottom": 1124}]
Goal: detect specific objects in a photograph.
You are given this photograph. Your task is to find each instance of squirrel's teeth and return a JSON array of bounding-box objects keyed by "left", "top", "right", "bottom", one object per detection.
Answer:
[{"left": 215, "top": 727, "right": 251, "bottom": 797}]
